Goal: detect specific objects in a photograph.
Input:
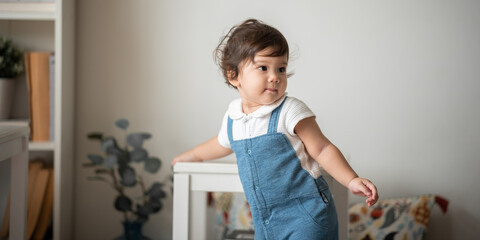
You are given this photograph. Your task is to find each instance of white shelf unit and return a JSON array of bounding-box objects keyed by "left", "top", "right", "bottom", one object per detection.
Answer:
[
  {"left": 0, "top": 2, "right": 56, "bottom": 20},
  {"left": 0, "top": 1, "right": 74, "bottom": 239}
]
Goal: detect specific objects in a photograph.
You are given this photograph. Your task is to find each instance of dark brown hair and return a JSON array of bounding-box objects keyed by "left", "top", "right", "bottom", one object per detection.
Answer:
[{"left": 214, "top": 19, "right": 290, "bottom": 88}]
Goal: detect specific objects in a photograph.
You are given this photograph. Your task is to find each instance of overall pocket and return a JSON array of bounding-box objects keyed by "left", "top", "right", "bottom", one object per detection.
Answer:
[{"left": 296, "top": 194, "right": 330, "bottom": 229}]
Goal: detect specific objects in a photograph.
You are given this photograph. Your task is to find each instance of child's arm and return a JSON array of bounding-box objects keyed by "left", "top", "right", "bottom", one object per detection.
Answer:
[
  {"left": 171, "top": 136, "right": 233, "bottom": 165},
  {"left": 295, "top": 117, "right": 378, "bottom": 206}
]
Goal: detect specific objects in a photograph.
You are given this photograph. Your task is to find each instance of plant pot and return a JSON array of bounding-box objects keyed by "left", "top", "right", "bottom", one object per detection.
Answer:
[
  {"left": 114, "top": 221, "right": 150, "bottom": 240},
  {"left": 0, "top": 78, "right": 15, "bottom": 119}
]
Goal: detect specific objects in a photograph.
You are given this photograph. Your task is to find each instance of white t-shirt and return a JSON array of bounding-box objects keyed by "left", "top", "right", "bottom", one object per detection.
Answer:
[{"left": 218, "top": 94, "right": 323, "bottom": 178}]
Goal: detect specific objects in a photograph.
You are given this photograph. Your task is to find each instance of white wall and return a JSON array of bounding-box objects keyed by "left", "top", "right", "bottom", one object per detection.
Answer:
[{"left": 75, "top": 0, "right": 480, "bottom": 239}]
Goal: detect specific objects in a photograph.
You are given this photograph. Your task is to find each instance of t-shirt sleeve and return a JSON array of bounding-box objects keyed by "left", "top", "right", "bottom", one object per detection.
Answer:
[
  {"left": 217, "top": 111, "right": 231, "bottom": 149},
  {"left": 284, "top": 97, "right": 316, "bottom": 135}
]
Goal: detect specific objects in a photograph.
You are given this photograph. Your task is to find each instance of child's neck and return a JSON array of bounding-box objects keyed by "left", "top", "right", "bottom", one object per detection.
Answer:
[{"left": 241, "top": 103, "right": 263, "bottom": 115}]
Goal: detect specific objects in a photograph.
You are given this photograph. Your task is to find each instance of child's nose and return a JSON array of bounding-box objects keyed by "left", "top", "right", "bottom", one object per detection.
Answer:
[{"left": 268, "top": 73, "right": 281, "bottom": 83}]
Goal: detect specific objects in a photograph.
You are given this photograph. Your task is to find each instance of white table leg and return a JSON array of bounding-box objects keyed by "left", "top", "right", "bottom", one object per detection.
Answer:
[
  {"left": 173, "top": 173, "right": 190, "bottom": 240},
  {"left": 9, "top": 136, "right": 28, "bottom": 240},
  {"left": 191, "top": 191, "right": 207, "bottom": 240}
]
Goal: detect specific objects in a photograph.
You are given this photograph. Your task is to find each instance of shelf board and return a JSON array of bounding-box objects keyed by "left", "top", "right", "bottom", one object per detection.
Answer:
[
  {"left": 29, "top": 141, "right": 55, "bottom": 151},
  {"left": 0, "top": 2, "right": 56, "bottom": 20}
]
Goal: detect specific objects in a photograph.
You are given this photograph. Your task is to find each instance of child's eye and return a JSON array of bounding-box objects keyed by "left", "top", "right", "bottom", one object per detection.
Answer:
[
  {"left": 258, "top": 66, "right": 267, "bottom": 71},
  {"left": 279, "top": 67, "right": 286, "bottom": 73}
]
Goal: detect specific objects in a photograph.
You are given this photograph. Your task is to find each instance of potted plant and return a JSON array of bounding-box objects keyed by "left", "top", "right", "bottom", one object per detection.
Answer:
[
  {"left": 84, "top": 119, "right": 172, "bottom": 240},
  {"left": 0, "top": 37, "right": 24, "bottom": 119}
]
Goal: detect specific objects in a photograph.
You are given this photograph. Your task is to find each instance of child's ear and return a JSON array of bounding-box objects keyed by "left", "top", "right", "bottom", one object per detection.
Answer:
[
  {"left": 229, "top": 79, "right": 239, "bottom": 88},
  {"left": 227, "top": 70, "right": 240, "bottom": 87}
]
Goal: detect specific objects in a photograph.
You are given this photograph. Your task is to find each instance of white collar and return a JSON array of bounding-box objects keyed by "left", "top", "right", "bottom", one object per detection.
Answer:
[{"left": 228, "top": 94, "right": 287, "bottom": 120}]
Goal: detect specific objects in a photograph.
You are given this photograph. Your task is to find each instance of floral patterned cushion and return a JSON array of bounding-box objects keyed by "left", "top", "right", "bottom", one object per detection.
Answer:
[
  {"left": 348, "top": 195, "right": 448, "bottom": 240},
  {"left": 209, "top": 192, "right": 254, "bottom": 239}
]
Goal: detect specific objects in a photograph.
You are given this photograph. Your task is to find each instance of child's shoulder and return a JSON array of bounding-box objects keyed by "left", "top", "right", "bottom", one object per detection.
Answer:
[
  {"left": 279, "top": 96, "right": 316, "bottom": 135},
  {"left": 283, "top": 96, "right": 312, "bottom": 112}
]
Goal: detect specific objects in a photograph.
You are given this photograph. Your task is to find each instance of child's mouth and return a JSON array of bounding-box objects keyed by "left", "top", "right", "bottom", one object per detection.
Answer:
[{"left": 265, "top": 88, "right": 278, "bottom": 93}]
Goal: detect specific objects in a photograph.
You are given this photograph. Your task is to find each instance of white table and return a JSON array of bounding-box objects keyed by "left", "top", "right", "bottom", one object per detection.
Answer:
[
  {"left": 173, "top": 161, "right": 348, "bottom": 240},
  {"left": 0, "top": 122, "right": 29, "bottom": 240}
]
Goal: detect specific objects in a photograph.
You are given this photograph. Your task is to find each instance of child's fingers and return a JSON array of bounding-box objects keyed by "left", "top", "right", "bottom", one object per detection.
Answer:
[
  {"left": 361, "top": 179, "right": 378, "bottom": 206},
  {"left": 362, "top": 179, "right": 378, "bottom": 198},
  {"left": 349, "top": 178, "right": 379, "bottom": 206}
]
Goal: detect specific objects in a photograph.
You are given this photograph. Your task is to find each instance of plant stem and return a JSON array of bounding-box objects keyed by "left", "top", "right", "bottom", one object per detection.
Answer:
[
  {"left": 110, "top": 168, "right": 129, "bottom": 222},
  {"left": 138, "top": 175, "right": 148, "bottom": 204}
]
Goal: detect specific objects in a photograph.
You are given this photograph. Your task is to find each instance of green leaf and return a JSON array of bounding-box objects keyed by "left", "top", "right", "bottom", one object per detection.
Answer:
[
  {"left": 101, "top": 137, "right": 117, "bottom": 152},
  {"left": 115, "top": 119, "right": 129, "bottom": 130},
  {"left": 103, "top": 155, "right": 118, "bottom": 169},
  {"left": 144, "top": 157, "right": 161, "bottom": 173},
  {"left": 127, "top": 133, "right": 152, "bottom": 148},
  {"left": 130, "top": 148, "right": 148, "bottom": 162},
  {"left": 100, "top": 137, "right": 123, "bottom": 156},
  {"left": 87, "top": 154, "right": 103, "bottom": 165},
  {"left": 114, "top": 195, "right": 132, "bottom": 211},
  {"left": 0, "top": 37, "right": 24, "bottom": 78},
  {"left": 107, "top": 146, "right": 124, "bottom": 156},
  {"left": 95, "top": 169, "right": 110, "bottom": 174},
  {"left": 135, "top": 204, "right": 149, "bottom": 222},
  {"left": 87, "top": 132, "right": 103, "bottom": 141},
  {"left": 118, "top": 165, "right": 137, "bottom": 187},
  {"left": 146, "top": 198, "right": 162, "bottom": 213},
  {"left": 137, "top": 203, "right": 151, "bottom": 215},
  {"left": 147, "top": 182, "right": 166, "bottom": 199}
]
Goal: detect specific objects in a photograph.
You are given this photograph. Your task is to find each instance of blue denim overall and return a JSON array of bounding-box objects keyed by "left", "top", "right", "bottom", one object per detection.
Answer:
[{"left": 227, "top": 97, "right": 339, "bottom": 239}]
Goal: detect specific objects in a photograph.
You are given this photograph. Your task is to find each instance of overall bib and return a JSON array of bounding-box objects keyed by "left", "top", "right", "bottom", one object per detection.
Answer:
[{"left": 227, "top": 97, "right": 339, "bottom": 240}]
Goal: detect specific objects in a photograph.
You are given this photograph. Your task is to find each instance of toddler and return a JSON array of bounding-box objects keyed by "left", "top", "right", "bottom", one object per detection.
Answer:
[{"left": 172, "top": 19, "right": 378, "bottom": 240}]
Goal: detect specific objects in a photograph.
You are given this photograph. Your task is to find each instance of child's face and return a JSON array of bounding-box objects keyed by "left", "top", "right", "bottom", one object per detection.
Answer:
[{"left": 229, "top": 48, "right": 288, "bottom": 113}]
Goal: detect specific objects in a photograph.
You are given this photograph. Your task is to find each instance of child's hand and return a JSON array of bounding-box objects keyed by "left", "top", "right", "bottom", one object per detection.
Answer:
[
  {"left": 171, "top": 150, "right": 202, "bottom": 165},
  {"left": 348, "top": 177, "right": 378, "bottom": 207}
]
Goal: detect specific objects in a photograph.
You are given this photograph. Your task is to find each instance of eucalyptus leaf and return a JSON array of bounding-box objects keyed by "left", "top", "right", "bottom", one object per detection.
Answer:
[
  {"left": 115, "top": 118, "right": 130, "bottom": 130},
  {"left": 103, "top": 155, "right": 118, "bottom": 169},
  {"left": 144, "top": 157, "right": 161, "bottom": 173},
  {"left": 130, "top": 148, "right": 148, "bottom": 162},
  {"left": 137, "top": 203, "right": 151, "bottom": 215},
  {"left": 119, "top": 153, "right": 131, "bottom": 164},
  {"left": 87, "top": 132, "right": 103, "bottom": 141},
  {"left": 146, "top": 198, "right": 162, "bottom": 213},
  {"left": 136, "top": 204, "right": 150, "bottom": 222},
  {"left": 126, "top": 133, "right": 152, "bottom": 148},
  {"left": 114, "top": 195, "right": 132, "bottom": 211},
  {"left": 106, "top": 145, "right": 124, "bottom": 156},
  {"left": 136, "top": 212, "right": 148, "bottom": 223},
  {"left": 126, "top": 133, "right": 143, "bottom": 148},
  {"left": 95, "top": 169, "right": 110, "bottom": 174},
  {"left": 119, "top": 165, "right": 137, "bottom": 187},
  {"left": 87, "top": 154, "right": 103, "bottom": 165},
  {"left": 101, "top": 137, "right": 117, "bottom": 152},
  {"left": 140, "top": 133, "right": 152, "bottom": 139},
  {"left": 147, "top": 182, "right": 166, "bottom": 199}
]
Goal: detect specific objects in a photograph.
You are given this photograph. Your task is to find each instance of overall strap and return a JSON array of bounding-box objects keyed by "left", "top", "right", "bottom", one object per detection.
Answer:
[
  {"left": 227, "top": 117, "right": 234, "bottom": 143},
  {"left": 267, "top": 97, "right": 288, "bottom": 134}
]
